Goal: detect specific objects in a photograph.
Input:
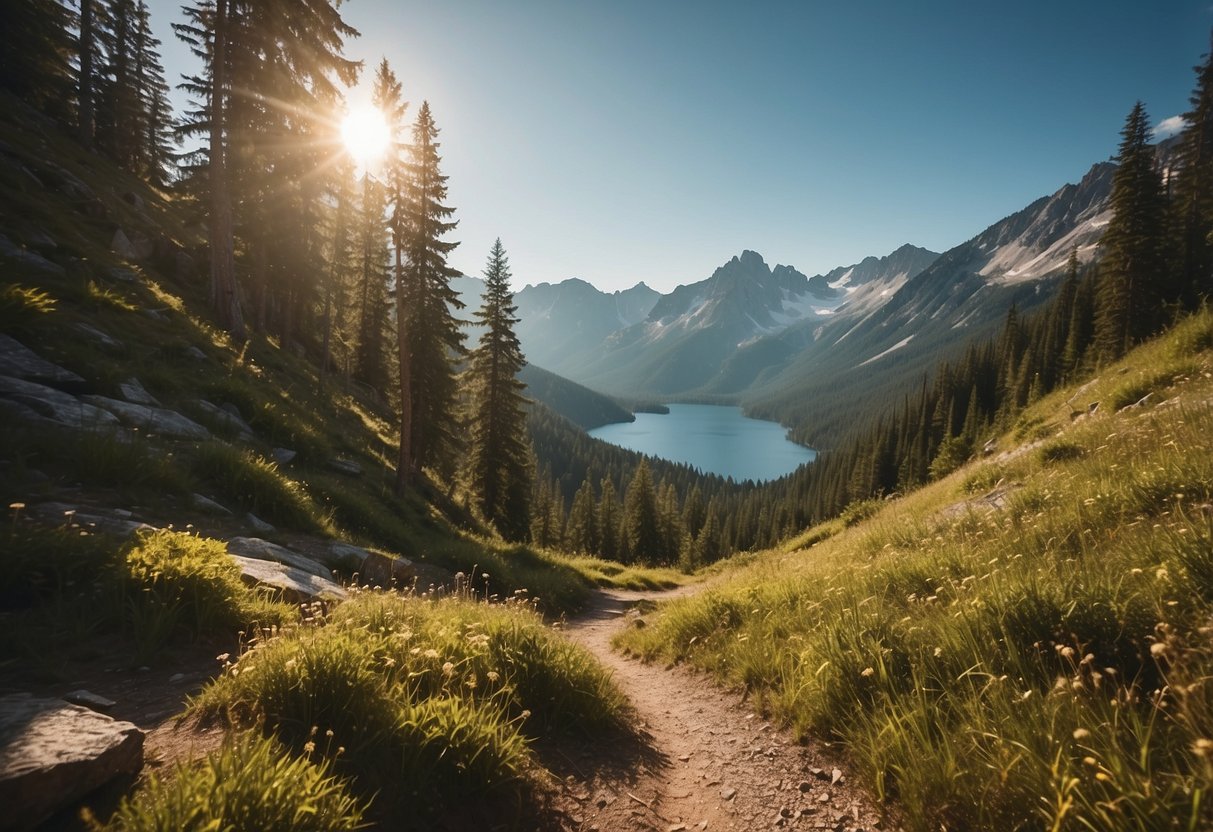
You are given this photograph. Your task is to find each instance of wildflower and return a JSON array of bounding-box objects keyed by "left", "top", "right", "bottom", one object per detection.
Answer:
[
  {"left": 424, "top": 648, "right": 439, "bottom": 659},
  {"left": 1192, "top": 739, "right": 1213, "bottom": 758},
  {"left": 1072, "top": 728, "right": 1091, "bottom": 741},
  {"left": 1150, "top": 643, "right": 1168, "bottom": 659},
  {"left": 487, "top": 671, "right": 500, "bottom": 683},
  {"left": 442, "top": 661, "right": 455, "bottom": 676},
  {"left": 1083, "top": 756, "right": 1098, "bottom": 767},
  {"left": 934, "top": 647, "right": 943, "bottom": 658},
  {"left": 861, "top": 667, "right": 875, "bottom": 678},
  {"left": 303, "top": 741, "right": 316, "bottom": 754}
]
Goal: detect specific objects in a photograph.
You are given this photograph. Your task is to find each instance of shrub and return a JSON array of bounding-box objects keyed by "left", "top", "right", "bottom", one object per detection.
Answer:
[
  {"left": 100, "top": 732, "right": 366, "bottom": 831},
  {"left": 189, "top": 442, "right": 326, "bottom": 532}
]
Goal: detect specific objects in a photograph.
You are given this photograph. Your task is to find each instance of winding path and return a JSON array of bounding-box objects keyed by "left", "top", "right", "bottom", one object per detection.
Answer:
[{"left": 549, "top": 587, "right": 887, "bottom": 832}]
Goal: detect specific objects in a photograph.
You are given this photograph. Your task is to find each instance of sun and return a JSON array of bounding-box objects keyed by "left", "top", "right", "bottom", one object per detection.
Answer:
[{"left": 341, "top": 105, "right": 391, "bottom": 166}]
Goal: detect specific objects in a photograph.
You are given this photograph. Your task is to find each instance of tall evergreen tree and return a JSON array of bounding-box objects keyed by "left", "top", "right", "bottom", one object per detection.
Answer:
[
  {"left": 352, "top": 173, "right": 390, "bottom": 390},
  {"left": 1176, "top": 32, "right": 1213, "bottom": 305},
  {"left": 1094, "top": 101, "right": 1169, "bottom": 362},
  {"left": 464, "top": 240, "right": 533, "bottom": 538},
  {"left": 401, "top": 101, "right": 464, "bottom": 475},
  {"left": 77, "top": 0, "right": 98, "bottom": 147},
  {"left": 0, "top": 0, "right": 74, "bottom": 123},
  {"left": 624, "top": 459, "right": 663, "bottom": 563}
]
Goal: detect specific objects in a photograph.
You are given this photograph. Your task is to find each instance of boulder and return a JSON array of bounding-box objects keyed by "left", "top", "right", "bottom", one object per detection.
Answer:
[
  {"left": 244, "top": 513, "right": 275, "bottom": 534},
  {"left": 231, "top": 556, "right": 347, "bottom": 604},
  {"left": 360, "top": 551, "right": 416, "bottom": 588},
  {"left": 0, "top": 233, "right": 66, "bottom": 278},
  {"left": 226, "top": 537, "right": 332, "bottom": 580},
  {"left": 73, "top": 323, "right": 122, "bottom": 350},
  {"left": 0, "top": 334, "right": 85, "bottom": 388},
  {"left": 184, "top": 346, "right": 207, "bottom": 361},
  {"left": 110, "top": 228, "right": 153, "bottom": 262},
  {"left": 190, "top": 493, "right": 232, "bottom": 516},
  {"left": 29, "top": 502, "right": 154, "bottom": 538},
  {"left": 328, "top": 458, "right": 362, "bottom": 476},
  {"left": 271, "top": 447, "right": 297, "bottom": 465},
  {"left": 195, "top": 399, "right": 254, "bottom": 440},
  {"left": 81, "top": 395, "right": 210, "bottom": 440},
  {"left": 118, "top": 377, "right": 158, "bottom": 406},
  {"left": 0, "top": 376, "right": 120, "bottom": 430},
  {"left": 0, "top": 693, "right": 144, "bottom": 830}
]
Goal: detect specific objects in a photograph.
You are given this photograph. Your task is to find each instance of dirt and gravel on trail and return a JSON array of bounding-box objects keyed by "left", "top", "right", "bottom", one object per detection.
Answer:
[{"left": 544, "top": 586, "right": 890, "bottom": 832}]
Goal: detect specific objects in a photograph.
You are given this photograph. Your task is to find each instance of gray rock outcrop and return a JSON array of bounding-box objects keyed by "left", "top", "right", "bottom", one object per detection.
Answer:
[
  {"left": 0, "top": 335, "right": 84, "bottom": 387},
  {"left": 0, "top": 693, "right": 144, "bottom": 830},
  {"left": 231, "top": 556, "right": 347, "bottom": 604},
  {"left": 81, "top": 395, "right": 210, "bottom": 440},
  {"left": 226, "top": 537, "right": 332, "bottom": 580},
  {"left": 0, "top": 376, "right": 119, "bottom": 429}
]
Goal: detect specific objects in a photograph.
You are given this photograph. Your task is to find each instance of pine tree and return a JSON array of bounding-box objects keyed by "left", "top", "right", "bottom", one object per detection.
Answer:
[
  {"left": 464, "top": 240, "right": 533, "bottom": 538},
  {"left": 78, "top": 0, "right": 98, "bottom": 147},
  {"left": 1177, "top": 32, "right": 1213, "bottom": 305},
  {"left": 0, "top": 0, "right": 74, "bottom": 124},
  {"left": 624, "top": 459, "right": 663, "bottom": 563},
  {"left": 598, "top": 478, "right": 622, "bottom": 560},
  {"left": 1094, "top": 102, "right": 1169, "bottom": 363},
  {"left": 401, "top": 101, "right": 465, "bottom": 476},
  {"left": 567, "top": 479, "right": 599, "bottom": 554},
  {"left": 352, "top": 173, "right": 390, "bottom": 390}
]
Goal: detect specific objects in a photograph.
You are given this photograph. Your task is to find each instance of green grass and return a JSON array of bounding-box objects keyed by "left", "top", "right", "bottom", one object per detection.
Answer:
[
  {"left": 99, "top": 732, "right": 366, "bottom": 831},
  {"left": 0, "top": 526, "right": 296, "bottom": 667},
  {"left": 188, "top": 443, "right": 331, "bottom": 533},
  {"left": 192, "top": 591, "right": 629, "bottom": 824},
  {"left": 617, "top": 310, "right": 1213, "bottom": 831}
]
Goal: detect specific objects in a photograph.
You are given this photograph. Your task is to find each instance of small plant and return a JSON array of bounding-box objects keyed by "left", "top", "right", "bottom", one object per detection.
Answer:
[
  {"left": 840, "top": 497, "right": 883, "bottom": 527},
  {"left": 98, "top": 732, "right": 366, "bottom": 831},
  {"left": 0, "top": 283, "right": 56, "bottom": 333},
  {"left": 1038, "top": 439, "right": 1085, "bottom": 463},
  {"left": 928, "top": 434, "right": 972, "bottom": 480}
]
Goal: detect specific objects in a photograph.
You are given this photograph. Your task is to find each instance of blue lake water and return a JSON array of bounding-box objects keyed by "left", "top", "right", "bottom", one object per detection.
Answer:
[{"left": 587, "top": 403, "right": 816, "bottom": 483}]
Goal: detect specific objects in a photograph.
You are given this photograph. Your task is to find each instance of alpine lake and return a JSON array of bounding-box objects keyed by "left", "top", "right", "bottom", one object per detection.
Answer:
[{"left": 587, "top": 403, "right": 816, "bottom": 483}]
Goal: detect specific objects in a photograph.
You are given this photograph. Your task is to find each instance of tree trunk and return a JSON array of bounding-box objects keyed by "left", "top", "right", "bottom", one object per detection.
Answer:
[
  {"left": 395, "top": 239, "right": 413, "bottom": 492},
  {"left": 208, "top": 0, "right": 245, "bottom": 341}
]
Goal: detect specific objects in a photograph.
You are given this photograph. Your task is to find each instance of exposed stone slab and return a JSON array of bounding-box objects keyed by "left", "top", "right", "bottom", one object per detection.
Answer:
[
  {"left": 0, "top": 334, "right": 84, "bottom": 387},
  {"left": 190, "top": 493, "right": 232, "bottom": 516},
  {"left": 271, "top": 447, "right": 297, "bottom": 465},
  {"left": 328, "top": 458, "right": 362, "bottom": 476},
  {"left": 195, "top": 399, "right": 254, "bottom": 439},
  {"left": 360, "top": 550, "right": 416, "bottom": 589},
  {"left": 0, "top": 693, "right": 144, "bottom": 830},
  {"left": 0, "top": 376, "right": 119, "bottom": 429},
  {"left": 118, "top": 377, "right": 158, "bottom": 406},
  {"left": 29, "top": 502, "right": 154, "bottom": 538},
  {"left": 0, "top": 232, "right": 66, "bottom": 277},
  {"left": 231, "top": 555, "right": 347, "bottom": 604},
  {"left": 81, "top": 395, "right": 210, "bottom": 440},
  {"left": 226, "top": 537, "right": 332, "bottom": 580}
]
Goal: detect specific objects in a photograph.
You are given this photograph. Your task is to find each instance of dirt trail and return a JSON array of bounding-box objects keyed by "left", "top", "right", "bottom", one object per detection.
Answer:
[{"left": 549, "top": 586, "right": 887, "bottom": 832}]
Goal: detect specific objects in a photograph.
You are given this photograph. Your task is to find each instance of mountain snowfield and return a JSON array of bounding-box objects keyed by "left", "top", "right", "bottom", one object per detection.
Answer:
[{"left": 455, "top": 150, "right": 1142, "bottom": 442}]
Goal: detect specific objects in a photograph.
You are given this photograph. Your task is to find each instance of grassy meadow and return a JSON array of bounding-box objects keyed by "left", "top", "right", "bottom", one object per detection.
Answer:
[{"left": 619, "top": 309, "right": 1213, "bottom": 831}]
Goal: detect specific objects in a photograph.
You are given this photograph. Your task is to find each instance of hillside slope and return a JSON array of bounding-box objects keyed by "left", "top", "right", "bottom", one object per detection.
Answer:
[{"left": 621, "top": 309, "right": 1213, "bottom": 831}]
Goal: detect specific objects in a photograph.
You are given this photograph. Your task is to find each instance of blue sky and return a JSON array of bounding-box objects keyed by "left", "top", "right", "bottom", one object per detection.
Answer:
[{"left": 147, "top": 1, "right": 1212, "bottom": 293}]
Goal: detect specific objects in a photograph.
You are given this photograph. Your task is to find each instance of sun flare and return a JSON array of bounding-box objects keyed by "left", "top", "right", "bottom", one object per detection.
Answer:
[{"left": 341, "top": 105, "right": 391, "bottom": 166}]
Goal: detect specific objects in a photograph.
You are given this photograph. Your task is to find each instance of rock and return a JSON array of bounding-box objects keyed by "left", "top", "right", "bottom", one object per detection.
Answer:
[
  {"left": 196, "top": 399, "right": 254, "bottom": 439},
  {"left": 24, "top": 229, "right": 57, "bottom": 251},
  {"left": 360, "top": 550, "right": 416, "bottom": 588},
  {"left": 110, "top": 228, "right": 153, "bottom": 261},
  {"left": 63, "top": 690, "right": 116, "bottom": 713},
  {"left": 0, "top": 334, "right": 85, "bottom": 387},
  {"left": 168, "top": 673, "right": 185, "bottom": 683},
  {"left": 185, "top": 346, "right": 207, "bottom": 361},
  {"left": 271, "top": 447, "right": 297, "bottom": 465},
  {"left": 0, "top": 693, "right": 144, "bottom": 830},
  {"left": 73, "top": 323, "right": 122, "bottom": 350},
  {"left": 119, "top": 377, "right": 158, "bottom": 406},
  {"left": 29, "top": 502, "right": 154, "bottom": 538},
  {"left": 328, "top": 457, "right": 362, "bottom": 476},
  {"left": 798, "top": 781, "right": 812, "bottom": 793},
  {"left": 81, "top": 395, "right": 211, "bottom": 440},
  {"left": 0, "top": 376, "right": 120, "bottom": 429},
  {"left": 831, "top": 768, "right": 844, "bottom": 785},
  {"left": 107, "top": 267, "right": 139, "bottom": 283},
  {"left": 721, "top": 787, "right": 737, "bottom": 800},
  {"left": 0, "top": 232, "right": 66, "bottom": 277},
  {"left": 121, "top": 191, "right": 145, "bottom": 211},
  {"left": 190, "top": 493, "right": 232, "bottom": 516},
  {"left": 244, "top": 513, "right": 275, "bottom": 534},
  {"left": 226, "top": 537, "right": 331, "bottom": 580},
  {"left": 230, "top": 555, "right": 347, "bottom": 604}
]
